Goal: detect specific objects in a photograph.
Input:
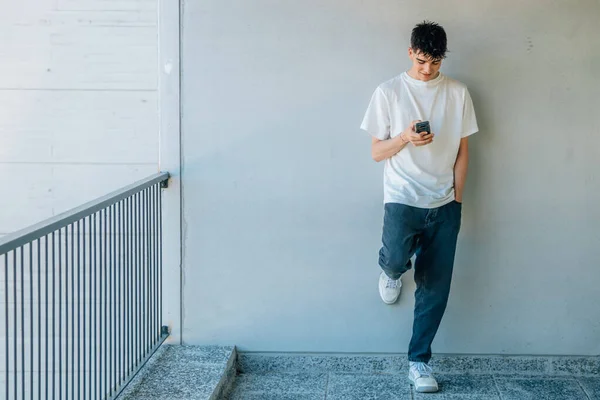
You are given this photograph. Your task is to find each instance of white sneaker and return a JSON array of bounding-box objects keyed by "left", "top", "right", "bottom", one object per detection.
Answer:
[
  {"left": 378, "top": 272, "right": 402, "bottom": 304},
  {"left": 408, "top": 361, "right": 439, "bottom": 393}
]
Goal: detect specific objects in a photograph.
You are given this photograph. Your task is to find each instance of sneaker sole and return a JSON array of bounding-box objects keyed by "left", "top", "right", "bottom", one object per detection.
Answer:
[
  {"left": 380, "top": 296, "right": 399, "bottom": 305},
  {"left": 408, "top": 376, "right": 439, "bottom": 393}
]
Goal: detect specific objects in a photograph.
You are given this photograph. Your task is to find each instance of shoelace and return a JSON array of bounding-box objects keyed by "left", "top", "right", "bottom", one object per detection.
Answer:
[
  {"left": 412, "top": 362, "right": 433, "bottom": 377},
  {"left": 385, "top": 278, "right": 398, "bottom": 289}
]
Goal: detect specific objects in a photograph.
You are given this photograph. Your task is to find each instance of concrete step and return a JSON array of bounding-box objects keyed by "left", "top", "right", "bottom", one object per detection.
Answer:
[{"left": 118, "top": 345, "right": 236, "bottom": 400}]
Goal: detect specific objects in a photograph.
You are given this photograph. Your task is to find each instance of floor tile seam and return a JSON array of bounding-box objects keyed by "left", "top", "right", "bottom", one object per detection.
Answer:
[
  {"left": 493, "top": 375, "right": 579, "bottom": 381},
  {"left": 574, "top": 376, "right": 592, "bottom": 400},
  {"left": 160, "top": 362, "right": 232, "bottom": 367},
  {"left": 236, "top": 370, "right": 330, "bottom": 376},
  {"left": 224, "top": 389, "right": 330, "bottom": 396},
  {"left": 492, "top": 375, "right": 505, "bottom": 400},
  {"left": 239, "top": 368, "right": 596, "bottom": 375},
  {"left": 235, "top": 371, "right": 585, "bottom": 377}
]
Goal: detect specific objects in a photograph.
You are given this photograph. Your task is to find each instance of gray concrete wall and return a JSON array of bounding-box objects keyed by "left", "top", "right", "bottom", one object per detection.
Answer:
[
  {"left": 0, "top": 0, "right": 159, "bottom": 237},
  {"left": 181, "top": 0, "right": 600, "bottom": 355}
]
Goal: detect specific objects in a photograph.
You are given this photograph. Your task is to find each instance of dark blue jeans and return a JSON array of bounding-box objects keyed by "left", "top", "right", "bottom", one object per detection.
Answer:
[{"left": 379, "top": 201, "right": 462, "bottom": 363}]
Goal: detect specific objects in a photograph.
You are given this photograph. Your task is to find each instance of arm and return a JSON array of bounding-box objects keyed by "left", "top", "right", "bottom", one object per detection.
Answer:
[
  {"left": 371, "top": 135, "right": 408, "bottom": 162},
  {"left": 453, "top": 137, "right": 469, "bottom": 203},
  {"left": 371, "top": 120, "right": 434, "bottom": 162}
]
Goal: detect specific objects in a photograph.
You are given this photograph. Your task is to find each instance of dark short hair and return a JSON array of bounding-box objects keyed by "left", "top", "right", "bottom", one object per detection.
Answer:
[{"left": 411, "top": 21, "right": 448, "bottom": 60}]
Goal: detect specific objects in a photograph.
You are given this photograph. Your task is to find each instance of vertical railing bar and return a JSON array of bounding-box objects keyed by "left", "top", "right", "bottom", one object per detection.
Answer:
[
  {"left": 106, "top": 207, "right": 110, "bottom": 398},
  {"left": 128, "top": 196, "right": 132, "bottom": 376},
  {"left": 20, "top": 247, "right": 24, "bottom": 400},
  {"left": 130, "top": 195, "right": 133, "bottom": 369},
  {"left": 140, "top": 190, "right": 144, "bottom": 360},
  {"left": 65, "top": 225, "right": 69, "bottom": 400},
  {"left": 114, "top": 203, "right": 118, "bottom": 394},
  {"left": 113, "top": 202, "right": 118, "bottom": 392},
  {"left": 112, "top": 203, "right": 116, "bottom": 394},
  {"left": 137, "top": 192, "right": 141, "bottom": 366},
  {"left": 146, "top": 188, "right": 150, "bottom": 354},
  {"left": 123, "top": 201, "right": 126, "bottom": 379},
  {"left": 124, "top": 197, "right": 128, "bottom": 379},
  {"left": 149, "top": 186, "right": 153, "bottom": 345},
  {"left": 45, "top": 235, "right": 49, "bottom": 400},
  {"left": 92, "top": 213, "right": 97, "bottom": 400},
  {"left": 154, "top": 183, "right": 162, "bottom": 340},
  {"left": 112, "top": 202, "right": 117, "bottom": 394},
  {"left": 38, "top": 238, "right": 41, "bottom": 400},
  {"left": 139, "top": 190, "right": 143, "bottom": 363},
  {"left": 133, "top": 194, "right": 137, "bottom": 367},
  {"left": 119, "top": 200, "right": 124, "bottom": 385},
  {"left": 60, "top": 228, "right": 66, "bottom": 399},
  {"left": 4, "top": 252, "right": 8, "bottom": 400},
  {"left": 87, "top": 217, "right": 91, "bottom": 400},
  {"left": 106, "top": 208, "right": 109, "bottom": 399},
  {"left": 108, "top": 204, "right": 113, "bottom": 397},
  {"left": 83, "top": 217, "right": 88, "bottom": 400},
  {"left": 144, "top": 188, "right": 151, "bottom": 355},
  {"left": 154, "top": 185, "right": 157, "bottom": 343},
  {"left": 89, "top": 215, "right": 94, "bottom": 400},
  {"left": 150, "top": 186, "right": 154, "bottom": 345},
  {"left": 118, "top": 200, "right": 123, "bottom": 387},
  {"left": 13, "top": 247, "right": 23, "bottom": 399},
  {"left": 151, "top": 185, "right": 155, "bottom": 345},
  {"left": 142, "top": 189, "right": 147, "bottom": 356},
  {"left": 159, "top": 182, "right": 163, "bottom": 337},
  {"left": 52, "top": 231, "right": 56, "bottom": 400},
  {"left": 100, "top": 208, "right": 105, "bottom": 400},
  {"left": 59, "top": 227, "right": 63, "bottom": 400},
  {"left": 148, "top": 186, "right": 151, "bottom": 346},
  {"left": 30, "top": 242, "right": 34, "bottom": 400},
  {"left": 13, "top": 249, "right": 16, "bottom": 400},
  {"left": 72, "top": 223, "right": 75, "bottom": 400},
  {"left": 78, "top": 219, "right": 83, "bottom": 400},
  {"left": 123, "top": 198, "right": 126, "bottom": 379},
  {"left": 114, "top": 202, "right": 118, "bottom": 391}
]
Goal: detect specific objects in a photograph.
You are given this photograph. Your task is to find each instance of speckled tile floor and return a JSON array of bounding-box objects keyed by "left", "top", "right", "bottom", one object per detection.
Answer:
[
  {"left": 225, "top": 354, "right": 600, "bottom": 399},
  {"left": 114, "top": 348, "right": 599, "bottom": 399},
  {"left": 224, "top": 372, "right": 596, "bottom": 399}
]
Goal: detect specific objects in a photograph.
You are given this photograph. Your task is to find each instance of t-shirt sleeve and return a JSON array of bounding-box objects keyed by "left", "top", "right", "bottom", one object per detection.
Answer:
[
  {"left": 360, "top": 86, "right": 390, "bottom": 141},
  {"left": 461, "top": 88, "right": 479, "bottom": 138}
]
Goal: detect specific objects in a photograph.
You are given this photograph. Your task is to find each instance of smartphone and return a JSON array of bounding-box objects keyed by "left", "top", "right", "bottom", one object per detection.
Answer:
[{"left": 415, "top": 121, "right": 431, "bottom": 134}]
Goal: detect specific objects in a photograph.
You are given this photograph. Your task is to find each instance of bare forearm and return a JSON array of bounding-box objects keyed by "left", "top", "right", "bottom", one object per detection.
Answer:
[
  {"left": 371, "top": 135, "right": 408, "bottom": 162},
  {"left": 453, "top": 140, "right": 469, "bottom": 202}
]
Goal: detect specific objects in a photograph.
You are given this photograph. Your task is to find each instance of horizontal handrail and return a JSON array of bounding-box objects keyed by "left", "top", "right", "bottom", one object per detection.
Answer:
[{"left": 0, "top": 172, "right": 169, "bottom": 255}]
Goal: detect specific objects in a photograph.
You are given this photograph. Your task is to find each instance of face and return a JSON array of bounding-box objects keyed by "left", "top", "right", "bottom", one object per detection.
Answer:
[{"left": 408, "top": 48, "right": 442, "bottom": 81}]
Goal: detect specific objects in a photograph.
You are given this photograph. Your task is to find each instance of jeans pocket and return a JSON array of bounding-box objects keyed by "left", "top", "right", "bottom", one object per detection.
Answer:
[{"left": 452, "top": 200, "right": 463, "bottom": 222}]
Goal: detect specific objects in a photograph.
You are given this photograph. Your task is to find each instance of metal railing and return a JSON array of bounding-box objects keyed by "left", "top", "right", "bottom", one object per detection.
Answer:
[{"left": 0, "top": 172, "right": 170, "bottom": 400}]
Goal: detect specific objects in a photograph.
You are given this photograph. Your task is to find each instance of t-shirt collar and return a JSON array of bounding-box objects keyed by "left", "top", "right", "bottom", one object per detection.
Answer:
[{"left": 402, "top": 71, "right": 444, "bottom": 87}]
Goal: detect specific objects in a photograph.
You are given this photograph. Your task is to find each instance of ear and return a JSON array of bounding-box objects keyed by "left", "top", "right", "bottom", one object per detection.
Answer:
[{"left": 408, "top": 47, "right": 414, "bottom": 59}]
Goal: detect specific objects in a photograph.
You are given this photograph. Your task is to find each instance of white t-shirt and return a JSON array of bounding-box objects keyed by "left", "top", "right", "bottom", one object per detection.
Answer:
[{"left": 361, "top": 71, "right": 479, "bottom": 208}]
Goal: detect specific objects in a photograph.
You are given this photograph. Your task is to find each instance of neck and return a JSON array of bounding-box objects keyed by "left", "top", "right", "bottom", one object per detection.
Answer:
[{"left": 407, "top": 70, "right": 440, "bottom": 81}]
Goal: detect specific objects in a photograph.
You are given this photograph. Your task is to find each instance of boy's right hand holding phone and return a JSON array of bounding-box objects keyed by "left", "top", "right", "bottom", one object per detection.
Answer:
[{"left": 400, "top": 120, "right": 434, "bottom": 147}]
